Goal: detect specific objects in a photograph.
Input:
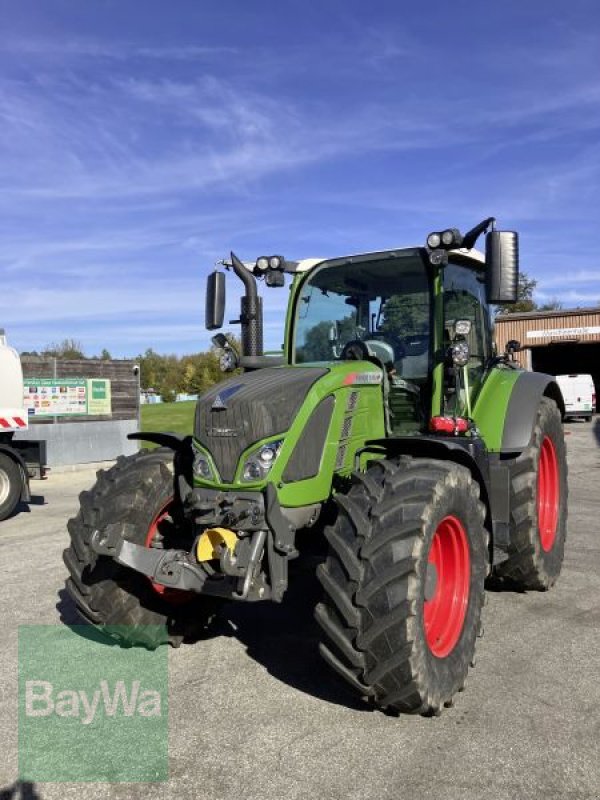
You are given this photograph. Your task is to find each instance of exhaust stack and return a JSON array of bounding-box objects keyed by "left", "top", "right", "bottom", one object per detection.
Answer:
[{"left": 230, "top": 252, "right": 263, "bottom": 358}]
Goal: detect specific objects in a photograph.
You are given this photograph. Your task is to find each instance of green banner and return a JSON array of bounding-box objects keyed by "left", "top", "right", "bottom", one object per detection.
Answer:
[
  {"left": 23, "top": 378, "right": 112, "bottom": 417},
  {"left": 87, "top": 378, "right": 112, "bottom": 415},
  {"left": 19, "top": 625, "right": 168, "bottom": 782}
]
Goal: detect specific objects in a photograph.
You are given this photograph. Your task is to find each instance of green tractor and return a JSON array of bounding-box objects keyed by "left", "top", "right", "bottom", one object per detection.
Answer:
[{"left": 64, "top": 218, "right": 568, "bottom": 715}]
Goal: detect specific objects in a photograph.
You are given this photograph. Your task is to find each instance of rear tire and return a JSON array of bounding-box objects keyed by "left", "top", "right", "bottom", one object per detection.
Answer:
[
  {"left": 63, "top": 448, "right": 222, "bottom": 647},
  {"left": 0, "top": 453, "right": 22, "bottom": 521},
  {"left": 315, "top": 457, "right": 487, "bottom": 715},
  {"left": 496, "top": 397, "right": 568, "bottom": 590}
]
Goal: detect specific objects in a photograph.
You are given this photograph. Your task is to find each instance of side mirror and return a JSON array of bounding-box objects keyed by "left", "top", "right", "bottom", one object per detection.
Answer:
[
  {"left": 485, "top": 231, "right": 519, "bottom": 304},
  {"left": 206, "top": 271, "right": 225, "bottom": 330},
  {"left": 505, "top": 339, "right": 521, "bottom": 361}
]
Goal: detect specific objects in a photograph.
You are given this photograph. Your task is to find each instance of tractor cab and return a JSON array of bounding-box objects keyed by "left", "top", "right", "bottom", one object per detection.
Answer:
[{"left": 206, "top": 218, "right": 518, "bottom": 439}]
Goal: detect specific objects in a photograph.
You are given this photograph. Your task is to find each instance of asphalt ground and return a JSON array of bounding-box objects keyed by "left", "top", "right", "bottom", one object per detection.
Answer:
[{"left": 0, "top": 420, "right": 599, "bottom": 800}]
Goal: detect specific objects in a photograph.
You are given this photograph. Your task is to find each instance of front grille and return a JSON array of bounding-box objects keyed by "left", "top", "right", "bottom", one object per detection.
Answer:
[{"left": 195, "top": 367, "right": 327, "bottom": 482}]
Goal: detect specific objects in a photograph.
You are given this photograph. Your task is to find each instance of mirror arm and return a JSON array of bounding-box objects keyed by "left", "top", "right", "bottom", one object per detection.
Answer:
[{"left": 462, "top": 217, "right": 495, "bottom": 250}]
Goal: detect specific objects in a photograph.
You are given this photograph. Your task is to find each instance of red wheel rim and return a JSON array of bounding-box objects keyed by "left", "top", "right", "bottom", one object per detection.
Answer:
[
  {"left": 423, "top": 515, "right": 471, "bottom": 658},
  {"left": 537, "top": 436, "right": 559, "bottom": 552},
  {"left": 144, "top": 498, "right": 192, "bottom": 604}
]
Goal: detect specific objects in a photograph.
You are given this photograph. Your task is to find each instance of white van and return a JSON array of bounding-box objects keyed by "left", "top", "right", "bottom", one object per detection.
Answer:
[{"left": 555, "top": 374, "right": 596, "bottom": 422}]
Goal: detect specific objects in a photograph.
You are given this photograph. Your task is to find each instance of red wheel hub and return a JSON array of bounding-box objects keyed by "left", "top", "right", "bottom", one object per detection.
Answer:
[
  {"left": 423, "top": 515, "right": 471, "bottom": 658},
  {"left": 144, "top": 498, "right": 192, "bottom": 604},
  {"left": 537, "top": 436, "right": 559, "bottom": 552}
]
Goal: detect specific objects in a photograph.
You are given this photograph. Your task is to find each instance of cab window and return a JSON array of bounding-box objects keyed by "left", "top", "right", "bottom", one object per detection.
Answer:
[{"left": 443, "top": 262, "right": 491, "bottom": 408}]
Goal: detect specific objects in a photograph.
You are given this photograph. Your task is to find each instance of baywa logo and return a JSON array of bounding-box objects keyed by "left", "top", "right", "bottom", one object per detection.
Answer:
[
  {"left": 25, "top": 679, "right": 162, "bottom": 726},
  {"left": 19, "top": 625, "right": 168, "bottom": 782}
]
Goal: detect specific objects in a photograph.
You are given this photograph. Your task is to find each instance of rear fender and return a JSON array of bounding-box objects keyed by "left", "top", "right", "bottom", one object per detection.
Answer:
[
  {"left": 473, "top": 368, "right": 564, "bottom": 454},
  {"left": 501, "top": 372, "right": 565, "bottom": 452}
]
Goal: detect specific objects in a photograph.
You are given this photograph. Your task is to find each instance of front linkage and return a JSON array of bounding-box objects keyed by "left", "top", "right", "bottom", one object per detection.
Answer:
[{"left": 90, "top": 437, "right": 297, "bottom": 604}]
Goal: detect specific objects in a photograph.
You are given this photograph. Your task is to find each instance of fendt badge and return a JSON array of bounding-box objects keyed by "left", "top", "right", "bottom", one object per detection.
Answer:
[
  {"left": 211, "top": 383, "right": 243, "bottom": 411},
  {"left": 206, "top": 427, "right": 239, "bottom": 437}
]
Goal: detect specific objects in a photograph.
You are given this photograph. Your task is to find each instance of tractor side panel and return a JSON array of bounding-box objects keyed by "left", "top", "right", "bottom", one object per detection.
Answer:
[
  {"left": 471, "top": 368, "right": 521, "bottom": 452},
  {"left": 276, "top": 380, "right": 386, "bottom": 507}
]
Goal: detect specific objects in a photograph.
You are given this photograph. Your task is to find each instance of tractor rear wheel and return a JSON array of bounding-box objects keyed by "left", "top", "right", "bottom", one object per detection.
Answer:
[
  {"left": 496, "top": 397, "right": 568, "bottom": 590},
  {"left": 316, "top": 457, "right": 487, "bottom": 715},
  {"left": 63, "top": 448, "right": 222, "bottom": 647}
]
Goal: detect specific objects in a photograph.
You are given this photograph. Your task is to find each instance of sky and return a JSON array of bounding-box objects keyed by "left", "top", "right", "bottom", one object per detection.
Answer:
[{"left": 2, "top": 0, "right": 600, "bottom": 357}]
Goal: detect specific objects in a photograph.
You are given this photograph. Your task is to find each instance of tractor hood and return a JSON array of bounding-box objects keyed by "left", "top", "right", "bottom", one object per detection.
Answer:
[{"left": 194, "top": 366, "right": 328, "bottom": 483}]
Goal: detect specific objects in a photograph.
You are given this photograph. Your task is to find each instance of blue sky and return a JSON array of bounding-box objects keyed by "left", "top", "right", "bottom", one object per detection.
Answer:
[{"left": 2, "top": 0, "right": 600, "bottom": 357}]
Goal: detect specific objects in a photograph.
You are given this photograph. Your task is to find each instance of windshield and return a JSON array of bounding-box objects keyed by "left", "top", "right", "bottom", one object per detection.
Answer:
[{"left": 294, "top": 252, "right": 431, "bottom": 380}]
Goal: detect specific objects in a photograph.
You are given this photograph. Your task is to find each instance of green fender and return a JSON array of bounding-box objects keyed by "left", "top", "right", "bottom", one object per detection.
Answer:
[{"left": 473, "top": 367, "right": 565, "bottom": 454}]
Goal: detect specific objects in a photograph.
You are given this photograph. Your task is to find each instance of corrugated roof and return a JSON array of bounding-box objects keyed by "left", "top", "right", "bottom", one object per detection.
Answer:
[{"left": 495, "top": 306, "right": 600, "bottom": 322}]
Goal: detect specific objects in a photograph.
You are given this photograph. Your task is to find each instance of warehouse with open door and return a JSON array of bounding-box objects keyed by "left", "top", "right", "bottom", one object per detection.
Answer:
[{"left": 494, "top": 307, "right": 600, "bottom": 412}]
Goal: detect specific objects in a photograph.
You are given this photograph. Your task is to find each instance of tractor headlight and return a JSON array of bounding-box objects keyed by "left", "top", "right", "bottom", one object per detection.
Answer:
[
  {"left": 219, "top": 348, "right": 238, "bottom": 372},
  {"left": 428, "top": 249, "right": 448, "bottom": 266},
  {"left": 441, "top": 229, "right": 455, "bottom": 246},
  {"left": 427, "top": 232, "right": 441, "bottom": 249},
  {"left": 241, "top": 440, "right": 284, "bottom": 482},
  {"left": 192, "top": 443, "right": 215, "bottom": 480},
  {"left": 450, "top": 341, "right": 470, "bottom": 367},
  {"left": 442, "top": 228, "right": 463, "bottom": 248},
  {"left": 256, "top": 256, "right": 269, "bottom": 271},
  {"left": 256, "top": 255, "right": 285, "bottom": 272}
]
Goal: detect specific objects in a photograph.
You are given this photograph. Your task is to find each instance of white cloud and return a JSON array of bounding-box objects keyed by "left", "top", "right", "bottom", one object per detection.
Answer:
[{"left": 2, "top": 22, "right": 600, "bottom": 356}]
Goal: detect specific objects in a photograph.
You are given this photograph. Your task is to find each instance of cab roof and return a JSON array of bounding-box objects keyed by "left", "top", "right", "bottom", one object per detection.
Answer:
[{"left": 226, "top": 246, "right": 485, "bottom": 276}]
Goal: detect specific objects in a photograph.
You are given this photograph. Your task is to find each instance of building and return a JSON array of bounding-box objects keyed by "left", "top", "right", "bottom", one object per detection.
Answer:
[{"left": 495, "top": 307, "right": 600, "bottom": 409}]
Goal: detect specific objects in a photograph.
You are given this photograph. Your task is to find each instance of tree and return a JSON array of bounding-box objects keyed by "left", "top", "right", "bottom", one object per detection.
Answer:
[
  {"left": 379, "top": 293, "right": 429, "bottom": 337},
  {"left": 298, "top": 314, "right": 358, "bottom": 362},
  {"left": 42, "top": 338, "right": 85, "bottom": 359},
  {"left": 495, "top": 272, "right": 537, "bottom": 314},
  {"left": 100, "top": 348, "right": 112, "bottom": 360},
  {"left": 537, "top": 299, "right": 563, "bottom": 311}
]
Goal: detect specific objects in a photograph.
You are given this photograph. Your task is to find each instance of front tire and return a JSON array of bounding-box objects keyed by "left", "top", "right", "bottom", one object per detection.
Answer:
[
  {"left": 495, "top": 397, "right": 568, "bottom": 589},
  {"left": 315, "top": 457, "right": 487, "bottom": 715},
  {"left": 63, "top": 448, "right": 221, "bottom": 647},
  {"left": 0, "top": 453, "right": 22, "bottom": 521}
]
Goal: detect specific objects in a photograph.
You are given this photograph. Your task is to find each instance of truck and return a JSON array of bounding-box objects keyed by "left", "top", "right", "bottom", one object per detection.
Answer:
[
  {"left": 555, "top": 373, "right": 595, "bottom": 421},
  {"left": 63, "top": 218, "right": 568, "bottom": 715},
  {"left": 0, "top": 330, "right": 47, "bottom": 520}
]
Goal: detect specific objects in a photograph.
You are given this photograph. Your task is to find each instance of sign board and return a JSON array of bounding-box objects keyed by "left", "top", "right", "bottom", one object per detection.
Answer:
[
  {"left": 526, "top": 326, "right": 600, "bottom": 340},
  {"left": 87, "top": 379, "right": 112, "bottom": 415},
  {"left": 24, "top": 378, "right": 112, "bottom": 417}
]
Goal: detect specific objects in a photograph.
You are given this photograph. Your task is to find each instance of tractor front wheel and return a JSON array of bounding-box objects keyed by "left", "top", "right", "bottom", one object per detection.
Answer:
[
  {"left": 316, "top": 457, "right": 487, "bottom": 715},
  {"left": 63, "top": 448, "right": 222, "bottom": 647}
]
